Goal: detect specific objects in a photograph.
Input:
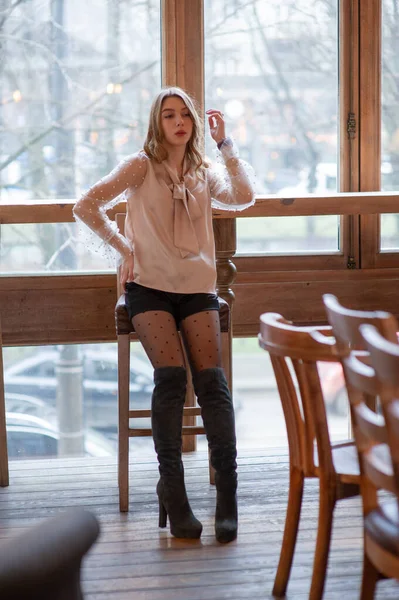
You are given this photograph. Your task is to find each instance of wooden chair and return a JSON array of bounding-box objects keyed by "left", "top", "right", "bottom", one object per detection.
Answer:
[
  {"left": 0, "top": 508, "right": 99, "bottom": 599},
  {"left": 259, "top": 312, "right": 360, "bottom": 600},
  {"left": 341, "top": 320, "right": 399, "bottom": 599},
  {"left": 323, "top": 294, "right": 399, "bottom": 418},
  {"left": 115, "top": 214, "right": 232, "bottom": 512},
  {"left": 0, "top": 316, "right": 9, "bottom": 487}
]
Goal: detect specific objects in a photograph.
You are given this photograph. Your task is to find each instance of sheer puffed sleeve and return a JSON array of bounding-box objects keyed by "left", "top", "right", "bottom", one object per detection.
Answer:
[
  {"left": 73, "top": 151, "right": 148, "bottom": 260},
  {"left": 207, "top": 138, "right": 256, "bottom": 212}
]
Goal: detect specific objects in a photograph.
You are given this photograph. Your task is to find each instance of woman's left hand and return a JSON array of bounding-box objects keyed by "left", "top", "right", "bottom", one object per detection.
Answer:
[{"left": 206, "top": 109, "right": 226, "bottom": 145}]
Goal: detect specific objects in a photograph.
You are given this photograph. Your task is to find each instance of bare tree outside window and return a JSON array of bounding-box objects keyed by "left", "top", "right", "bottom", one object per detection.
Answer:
[
  {"left": 204, "top": 0, "right": 349, "bottom": 444},
  {"left": 1, "top": 0, "right": 161, "bottom": 459},
  {"left": 205, "top": 0, "right": 339, "bottom": 254},
  {"left": 0, "top": 0, "right": 161, "bottom": 273}
]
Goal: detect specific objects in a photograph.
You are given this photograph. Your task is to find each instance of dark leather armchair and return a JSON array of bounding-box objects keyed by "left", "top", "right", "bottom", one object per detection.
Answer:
[{"left": 0, "top": 508, "right": 100, "bottom": 599}]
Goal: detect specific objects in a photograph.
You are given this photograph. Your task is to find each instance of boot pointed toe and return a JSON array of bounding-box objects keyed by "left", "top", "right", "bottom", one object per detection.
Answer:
[{"left": 170, "top": 517, "right": 202, "bottom": 539}]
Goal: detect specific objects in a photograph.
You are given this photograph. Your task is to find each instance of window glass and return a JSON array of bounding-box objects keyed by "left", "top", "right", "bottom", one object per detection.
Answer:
[
  {"left": 237, "top": 215, "right": 340, "bottom": 254},
  {"left": 0, "top": 0, "right": 161, "bottom": 273},
  {"left": 92, "top": 361, "right": 117, "bottom": 382},
  {"left": 4, "top": 337, "right": 348, "bottom": 459},
  {"left": 204, "top": 0, "right": 339, "bottom": 255},
  {"left": 7, "top": 430, "right": 58, "bottom": 459},
  {"left": 233, "top": 338, "right": 348, "bottom": 448},
  {"left": 4, "top": 342, "right": 152, "bottom": 459},
  {"left": 381, "top": 0, "right": 399, "bottom": 251},
  {"left": 0, "top": 223, "right": 116, "bottom": 274},
  {"left": 21, "top": 361, "right": 56, "bottom": 378}
]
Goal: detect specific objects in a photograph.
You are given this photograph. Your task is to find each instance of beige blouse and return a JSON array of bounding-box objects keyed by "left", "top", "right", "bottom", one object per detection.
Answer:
[{"left": 73, "top": 142, "right": 256, "bottom": 294}]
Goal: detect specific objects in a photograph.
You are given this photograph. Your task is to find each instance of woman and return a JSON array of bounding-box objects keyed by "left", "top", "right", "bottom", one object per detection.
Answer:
[{"left": 74, "top": 87, "right": 255, "bottom": 543}]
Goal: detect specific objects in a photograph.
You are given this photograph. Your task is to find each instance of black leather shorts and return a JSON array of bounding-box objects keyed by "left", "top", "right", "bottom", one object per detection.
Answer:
[{"left": 125, "top": 281, "right": 219, "bottom": 325}]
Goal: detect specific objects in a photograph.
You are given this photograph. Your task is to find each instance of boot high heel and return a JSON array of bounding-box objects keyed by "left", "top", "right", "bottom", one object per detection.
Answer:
[
  {"left": 156, "top": 479, "right": 202, "bottom": 539},
  {"left": 158, "top": 497, "right": 167, "bottom": 528}
]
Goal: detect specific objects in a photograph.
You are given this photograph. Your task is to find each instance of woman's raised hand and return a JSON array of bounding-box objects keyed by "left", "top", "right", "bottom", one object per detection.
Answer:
[
  {"left": 206, "top": 109, "right": 226, "bottom": 145},
  {"left": 120, "top": 253, "right": 135, "bottom": 290}
]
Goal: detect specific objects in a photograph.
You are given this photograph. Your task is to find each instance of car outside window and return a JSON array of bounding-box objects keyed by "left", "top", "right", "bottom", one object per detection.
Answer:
[
  {"left": 22, "top": 361, "right": 56, "bottom": 378},
  {"left": 94, "top": 361, "right": 117, "bottom": 383},
  {"left": 7, "top": 431, "right": 58, "bottom": 458}
]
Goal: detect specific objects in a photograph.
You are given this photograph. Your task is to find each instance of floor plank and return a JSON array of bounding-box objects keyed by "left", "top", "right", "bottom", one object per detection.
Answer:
[{"left": 0, "top": 449, "right": 398, "bottom": 599}]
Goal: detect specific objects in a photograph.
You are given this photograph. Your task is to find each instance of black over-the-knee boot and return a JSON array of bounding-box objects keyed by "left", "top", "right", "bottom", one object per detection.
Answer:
[
  {"left": 151, "top": 366, "right": 202, "bottom": 539},
  {"left": 193, "top": 367, "right": 238, "bottom": 543}
]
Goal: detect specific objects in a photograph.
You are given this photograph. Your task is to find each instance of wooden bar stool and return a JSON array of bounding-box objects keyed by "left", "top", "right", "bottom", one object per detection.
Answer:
[
  {"left": 115, "top": 214, "right": 232, "bottom": 512},
  {"left": 0, "top": 316, "right": 9, "bottom": 487}
]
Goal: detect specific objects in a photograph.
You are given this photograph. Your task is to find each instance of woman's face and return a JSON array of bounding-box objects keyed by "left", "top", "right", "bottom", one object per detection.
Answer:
[{"left": 160, "top": 96, "right": 193, "bottom": 149}]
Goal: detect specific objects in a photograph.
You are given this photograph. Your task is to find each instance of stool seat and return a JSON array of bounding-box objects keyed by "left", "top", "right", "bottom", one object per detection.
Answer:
[{"left": 115, "top": 294, "right": 230, "bottom": 336}]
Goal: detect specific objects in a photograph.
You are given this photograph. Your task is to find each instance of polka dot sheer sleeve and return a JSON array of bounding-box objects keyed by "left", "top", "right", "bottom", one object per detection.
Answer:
[
  {"left": 73, "top": 151, "right": 148, "bottom": 260},
  {"left": 207, "top": 138, "right": 257, "bottom": 212}
]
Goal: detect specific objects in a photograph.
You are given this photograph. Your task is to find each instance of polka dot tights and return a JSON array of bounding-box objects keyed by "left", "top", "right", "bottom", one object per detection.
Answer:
[{"left": 131, "top": 310, "right": 222, "bottom": 372}]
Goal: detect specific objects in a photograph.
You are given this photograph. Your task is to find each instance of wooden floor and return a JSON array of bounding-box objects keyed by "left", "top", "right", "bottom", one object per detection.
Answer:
[{"left": 0, "top": 448, "right": 398, "bottom": 600}]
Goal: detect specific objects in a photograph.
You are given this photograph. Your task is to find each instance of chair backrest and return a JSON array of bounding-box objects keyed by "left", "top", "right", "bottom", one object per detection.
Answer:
[
  {"left": 323, "top": 295, "right": 399, "bottom": 514},
  {"left": 323, "top": 293, "right": 398, "bottom": 353},
  {"left": 323, "top": 293, "right": 398, "bottom": 428},
  {"left": 259, "top": 312, "right": 338, "bottom": 477},
  {"left": 360, "top": 322, "right": 399, "bottom": 506},
  {"left": 338, "top": 344, "right": 389, "bottom": 504}
]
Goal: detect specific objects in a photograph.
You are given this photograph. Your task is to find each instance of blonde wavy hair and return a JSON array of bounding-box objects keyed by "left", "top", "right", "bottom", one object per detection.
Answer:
[{"left": 143, "top": 87, "right": 208, "bottom": 177}]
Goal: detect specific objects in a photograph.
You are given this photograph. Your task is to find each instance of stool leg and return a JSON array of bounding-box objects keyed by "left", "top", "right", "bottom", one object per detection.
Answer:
[
  {"left": 0, "top": 340, "right": 9, "bottom": 487},
  {"left": 181, "top": 340, "right": 196, "bottom": 453},
  {"left": 118, "top": 334, "right": 130, "bottom": 512},
  {"left": 0, "top": 405, "right": 9, "bottom": 487},
  {"left": 213, "top": 329, "right": 232, "bottom": 488},
  {"left": 208, "top": 448, "right": 215, "bottom": 485},
  {"left": 221, "top": 330, "right": 232, "bottom": 395}
]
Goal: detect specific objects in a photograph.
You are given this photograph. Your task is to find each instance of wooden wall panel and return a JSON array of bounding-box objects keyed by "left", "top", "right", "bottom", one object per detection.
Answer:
[
  {"left": 0, "top": 276, "right": 116, "bottom": 346},
  {"left": 234, "top": 268, "right": 399, "bottom": 336},
  {"left": 2, "top": 270, "right": 399, "bottom": 345}
]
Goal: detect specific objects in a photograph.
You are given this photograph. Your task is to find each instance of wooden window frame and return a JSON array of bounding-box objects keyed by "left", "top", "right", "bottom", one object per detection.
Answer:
[
  {"left": 163, "top": 0, "right": 359, "bottom": 271},
  {"left": 2, "top": 0, "right": 399, "bottom": 345}
]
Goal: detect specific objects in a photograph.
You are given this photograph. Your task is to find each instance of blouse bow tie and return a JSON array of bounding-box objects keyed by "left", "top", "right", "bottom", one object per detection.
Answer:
[{"left": 163, "top": 162, "right": 202, "bottom": 258}]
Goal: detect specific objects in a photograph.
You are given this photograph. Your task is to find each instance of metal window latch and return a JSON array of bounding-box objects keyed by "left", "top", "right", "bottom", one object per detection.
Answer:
[
  {"left": 347, "top": 255, "right": 356, "bottom": 269},
  {"left": 347, "top": 113, "right": 356, "bottom": 138}
]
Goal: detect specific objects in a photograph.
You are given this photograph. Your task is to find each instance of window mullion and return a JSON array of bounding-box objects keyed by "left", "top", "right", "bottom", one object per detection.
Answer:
[
  {"left": 339, "top": 0, "right": 361, "bottom": 269},
  {"left": 358, "top": 0, "right": 382, "bottom": 268}
]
